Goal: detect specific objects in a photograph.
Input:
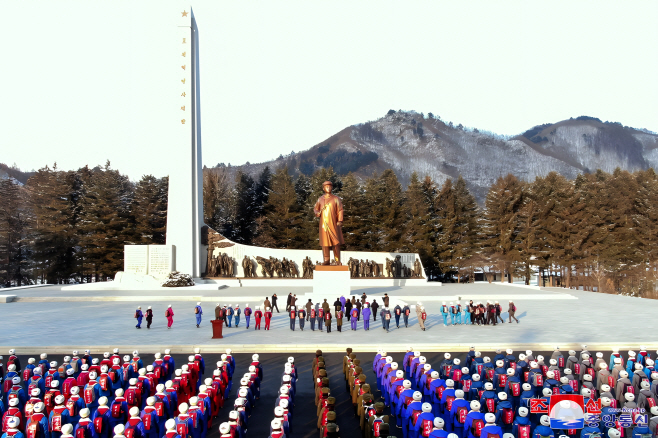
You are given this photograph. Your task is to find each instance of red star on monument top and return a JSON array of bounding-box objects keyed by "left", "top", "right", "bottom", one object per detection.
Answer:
[{"left": 182, "top": 10, "right": 188, "bottom": 17}]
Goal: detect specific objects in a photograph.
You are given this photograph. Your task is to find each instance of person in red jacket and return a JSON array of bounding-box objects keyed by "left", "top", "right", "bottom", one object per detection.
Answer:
[
  {"left": 165, "top": 305, "right": 174, "bottom": 329},
  {"left": 254, "top": 307, "right": 263, "bottom": 330},
  {"left": 264, "top": 308, "right": 273, "bottom": 330}
]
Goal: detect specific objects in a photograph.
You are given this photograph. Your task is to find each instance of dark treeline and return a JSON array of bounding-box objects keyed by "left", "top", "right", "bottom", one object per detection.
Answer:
[
  {"left": 0, "top": 162, "right": 167, "bottom": 285},
  {"left": 206, "top": 166, "right": 658, "bottom": 297},
  {"left": 3, "top": 162, "right": 658, "bottom": 297}
]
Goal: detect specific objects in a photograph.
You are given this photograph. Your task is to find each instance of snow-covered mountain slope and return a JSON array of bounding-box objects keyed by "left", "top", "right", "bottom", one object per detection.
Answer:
[{"left": 218, "top": 112, "right": 658, "bottom": 202}]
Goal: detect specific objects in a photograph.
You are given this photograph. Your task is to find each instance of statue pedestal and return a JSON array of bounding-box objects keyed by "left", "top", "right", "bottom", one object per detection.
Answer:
[{"left": 311, "top": 265, "right": 350, "bottom": 299}]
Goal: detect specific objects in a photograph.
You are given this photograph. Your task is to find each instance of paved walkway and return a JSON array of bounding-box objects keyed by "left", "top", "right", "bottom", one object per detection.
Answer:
[{"left": 2, "top": 283, "right": 654, "bottom": 352}]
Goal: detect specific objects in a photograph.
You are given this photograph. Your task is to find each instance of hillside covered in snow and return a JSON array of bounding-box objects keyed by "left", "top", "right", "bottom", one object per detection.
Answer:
[{"left": 219, "top": 111, "right": 658, "bottom": 202}]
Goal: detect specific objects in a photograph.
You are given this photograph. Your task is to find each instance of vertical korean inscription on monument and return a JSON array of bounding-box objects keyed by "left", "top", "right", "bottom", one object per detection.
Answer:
[
  {"left": 124, "top": 245, "right": 148, "bottom": 275},
  {"left": 149, "top": 245, "right": 173, "bottom": 277}
]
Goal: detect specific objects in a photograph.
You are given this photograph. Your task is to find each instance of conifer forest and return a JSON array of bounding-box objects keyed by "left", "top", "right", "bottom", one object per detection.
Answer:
[{"left": 2, "top": 163, "right": 658, "bottom": 298}]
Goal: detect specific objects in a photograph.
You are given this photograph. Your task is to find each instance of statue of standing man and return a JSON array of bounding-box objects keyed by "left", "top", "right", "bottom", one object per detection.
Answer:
[{"left": 313, "top": 180, "right": 344, "bottom": 265}]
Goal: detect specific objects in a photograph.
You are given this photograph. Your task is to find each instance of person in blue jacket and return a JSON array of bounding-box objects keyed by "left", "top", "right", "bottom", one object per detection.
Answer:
[
  {"left": 465, "top": 347, "right": 476, "bottom": 369},
  {"left": 505, "top": 350, "right": 517, "bottom": 370},
  {"left": 557, "top": 377, "right": 574, "bottom": 395},
  {"left": 464, "top": 401, "right": 486, "bottom": 438},
  {"left": 362, "top": 304, "right": 371, "bottom": 330},
  {"left": 243, "top": 304, "right": 251, "bottom": 329},
  {"left": 440, "top": 302, "right": 450, "bottom": 327},
  {"left": 494, "top": 392, "right": 515, "bottom": 433},
  {"left": 449, "top": 390, "right": 470, "bottom": 437},
  {"left": 519, "top": 384, "right": 534, "bottom": 411},
  {"left": 512, "top": 407, "right": 532, "bottom": 438},
  {"left": 396, "top": 381, "right": 415, "bottom": 424},
  {"left": 125, "top": 406, "right": 147, "bottom": 438},
  {"left": 402, "top": 303, "right": 411, "bottom": 327},
  {"left": 493, "top": 361, "right": 508, "bottom": 391},
  {"left": 543, "top": 371, "right": 560, "bottom": 394},
  {"left": 440, "top": 354, "right": 455, "bottom": 380},
  {"left": 139, "top": 397, "right": 160, "bottom": 438},
  {"left": 479, "top": 383, "right": 499, "bottom": 415},
  {"left": 382, "top": 307, "right": 392, "bottom": 332},
  {"left": 135, "top": 307, "right": 143, "bottom": 329},
  {"left": 440, "top": 380, "right": 457, "bottom": 423},
  {"left": 480, "top": 413, "right": 504, "bottom": 438},
  {"left": 469, "top": 374, "right": 485, "bottom": 402},
  {"left": 28, "top": 369, "right": 47, "bottom": 399},
  {"left": 429, "top": 375, "right": 447, "bottom": 417},
  {"left": 394, "top": 305, "right": 402, "bottom": 328},
  {"left": 429, "top": 417, "right": 449, "bottom": 438},
  {"left": 74, "top": 408, "right": 95, "bottom": 438},
  {"left": 82, "top": 372, "right": 101, "bottom": 411},
  {"left": 504, "top": 369, "right": 523, "bottom": 410},
  {"left": 579, "top": 415, "right": 603, "bottom": 438},
  {"left": 412, "top": 403, "right": 436, "bottom": 438},
  {"left": 91, "top": 397, "right": 113, "bottom": 438},
  {"left": 27, "top": 402, "right": 50, "bottom": 438},
  {"left": 38, "top": 354, "right": 51, "bottom": 374},
  {"left": 233, "top": 305, "right": 241, "bottom": 327},
  {"left": 225, "top": 305, "right": 233, "bottom": 328},
  {"left": 403, "top": 392, "right": 424, "bottom": 438},
  {"left": 2, "top": 415, "right": 25, "bottom": 438},
  {"left": 49, "top": 395, "right": 72, "bottom": 438},
  {"left": 194, "top": 303, "right": 203, "bottom": 328},
  {"left": 532, "top": 415, "right": 554, "bottom": 438},
  {"left": 459, "top": 368, "right": 474, "bottom": 400},
  {"left": 7, "top": 376, "right": 27, "bottom": 410},
  {"left": 630, "top": 415, "right": 651, "bottom": 438}
]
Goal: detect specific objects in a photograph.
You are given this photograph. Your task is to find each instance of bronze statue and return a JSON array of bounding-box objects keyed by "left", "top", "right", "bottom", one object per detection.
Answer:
[
  {"left": 394, "top": 255, "right": 402, "bottom": 278},
  {"left": 385, "top": 258, "right": 392, "bottom": 277},
  {"left": 256, "top": 256, "right": 274, "bottom": 278},
  {"left": 290, "top": 261, "right": 299, "bottom": 278},
  {"left": 242, "top": 255, "right": 256, "bottom": 277},
  {"left": 413, "top": 259, "right": 422, "bottom": 278},
  {"left": 313, "top": 180, "right": 344, "bottom": 265},
  {"left": 371, "top": 260, "right": 379, "bottom": 277}
]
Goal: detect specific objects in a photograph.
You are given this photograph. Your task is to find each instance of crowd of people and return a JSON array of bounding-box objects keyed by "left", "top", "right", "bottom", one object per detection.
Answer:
[
  {"left": 0, "top": 347, "right": 267, "bottom": 438},
  {"left": 345, "top": 346, "right": 658, "bottom": 438},
  {"left": 130, "top": 294, "right": 521, "bottom": 333}
]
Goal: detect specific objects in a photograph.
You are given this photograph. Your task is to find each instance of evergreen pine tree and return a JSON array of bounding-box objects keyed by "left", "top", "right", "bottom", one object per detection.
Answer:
[
  {"left": 255, "top": 167, "right": 303, "bottom": 248},
  {"left": 231, "top": 171, "right": 258, "bottom": 244},
  {"left": 400, "top": 172, "right": 433, "bottom": 273},
  {"left": 0, "top": 179, "right": 32, "bottom": 286},
  {"left": 339, "top": 173, "right": 365, "bottom": 250},
  {"left": 132, "top": 175, "right": 168, "bottom": 244},
  {"left": 78, "top": 162, "right": 132, "bottom": 281},
  {"left": 28, "top": 166, "right": 83, "bottom": 283},
  {"left": 480, "top": 174, "right": 524, "bottom": 282}
]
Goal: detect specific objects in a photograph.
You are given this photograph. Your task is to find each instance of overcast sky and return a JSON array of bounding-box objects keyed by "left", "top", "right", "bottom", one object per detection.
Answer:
[{"left": 3, "top": 1, "right": 657, "bottom": 180}]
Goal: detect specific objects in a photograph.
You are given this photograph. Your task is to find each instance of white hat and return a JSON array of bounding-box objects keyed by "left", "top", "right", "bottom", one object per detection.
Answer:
[
  {"left": 7, "top": 417, "right": 20, "bottom": 429},
  {"left": 165, "top": 419, "right": 176, "bottom": 431}
]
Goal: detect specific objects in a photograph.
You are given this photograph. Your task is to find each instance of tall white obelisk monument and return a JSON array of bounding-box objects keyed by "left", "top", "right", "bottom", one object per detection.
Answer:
[{"left": 166, "top": 7, "right": 204, "bottom": 278}]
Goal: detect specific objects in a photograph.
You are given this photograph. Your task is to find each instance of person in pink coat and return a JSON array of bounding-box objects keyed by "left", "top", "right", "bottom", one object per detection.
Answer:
[{"left": 165, "top": 305, "right": 174, "bottom": 329}]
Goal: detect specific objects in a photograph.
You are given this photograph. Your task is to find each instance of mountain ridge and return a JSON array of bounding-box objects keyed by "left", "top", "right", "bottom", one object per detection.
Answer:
[{"left": 213, "top": 111, "right": 658, "bottom": 202}]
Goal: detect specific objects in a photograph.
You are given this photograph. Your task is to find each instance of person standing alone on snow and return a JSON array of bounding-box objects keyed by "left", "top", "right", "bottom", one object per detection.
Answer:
[
  {"left": 194, "top": 302, "right": 203, "bottom": 328},
  {"left": 165, "top": 305, "right": 174, "bottom": 329}
]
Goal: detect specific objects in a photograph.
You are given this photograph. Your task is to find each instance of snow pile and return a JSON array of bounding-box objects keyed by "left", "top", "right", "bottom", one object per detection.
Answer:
[{"left": 161, "top": 271, "right": 195, "bottom": 287}]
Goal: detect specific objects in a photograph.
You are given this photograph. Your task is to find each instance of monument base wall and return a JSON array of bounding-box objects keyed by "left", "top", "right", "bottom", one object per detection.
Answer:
[{"left": 199, "top": 278, "right": 441, "bottom": 287}]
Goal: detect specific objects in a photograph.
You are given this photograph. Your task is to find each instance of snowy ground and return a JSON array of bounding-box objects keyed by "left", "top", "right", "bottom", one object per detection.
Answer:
[{"left": 1, "top": 282, "right": 654, "bottom": 352}]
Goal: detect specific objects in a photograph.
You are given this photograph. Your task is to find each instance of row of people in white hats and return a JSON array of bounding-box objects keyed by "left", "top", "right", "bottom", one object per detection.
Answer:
[
  {"left": 365, "top": 347, "right": 658, "bottom": 438},
  {"left": 0, "top": 348, "right": 264, "bottom": 438}
]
